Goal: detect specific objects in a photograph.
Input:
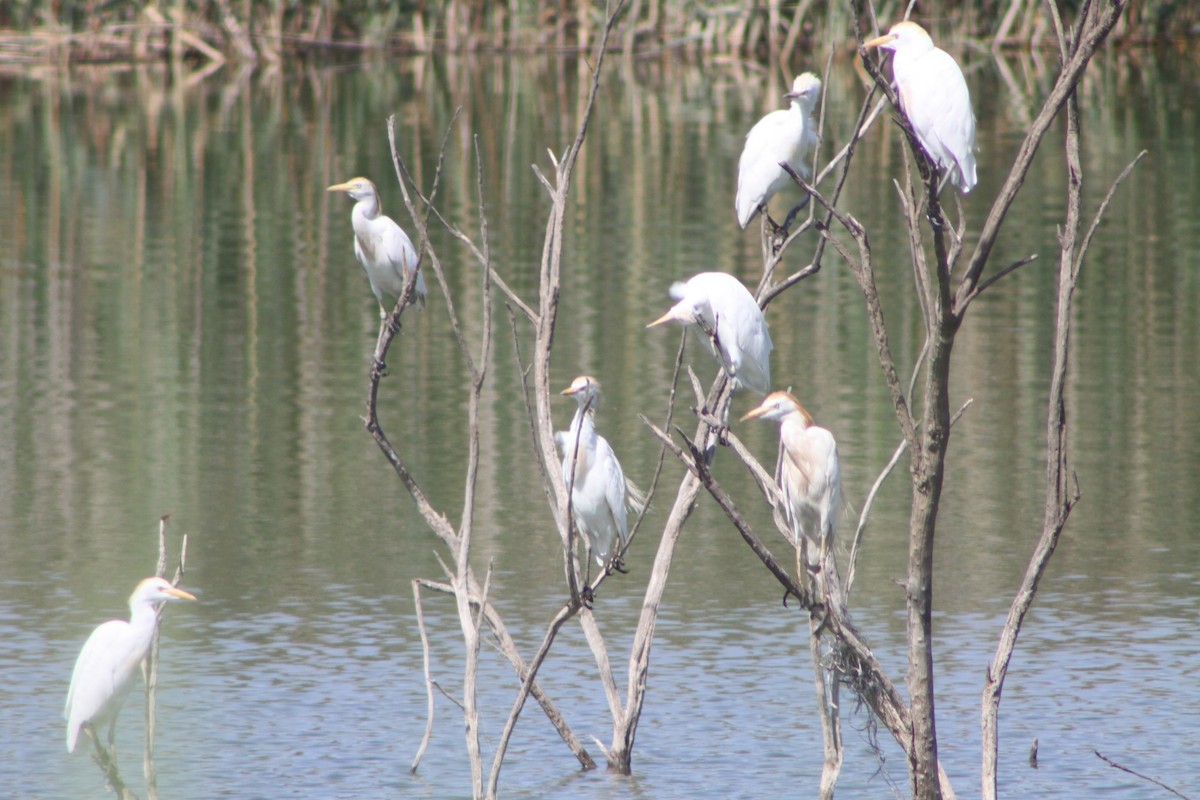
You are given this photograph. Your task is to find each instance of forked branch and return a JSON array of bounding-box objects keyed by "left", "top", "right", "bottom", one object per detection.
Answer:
[
  {"left": 981, "top": 80, "right": 1145, "bottom": 800},
  {"left": 367, "top": 117, "right": 593, "bottom": 787}
]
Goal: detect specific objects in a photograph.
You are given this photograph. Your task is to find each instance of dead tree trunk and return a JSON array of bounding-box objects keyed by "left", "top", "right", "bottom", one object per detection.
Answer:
[{"left": 852, "top": 1, "right": 1131, "bottom": 796}]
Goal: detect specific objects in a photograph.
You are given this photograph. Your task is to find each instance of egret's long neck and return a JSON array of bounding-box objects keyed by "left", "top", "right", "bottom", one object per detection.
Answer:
[
  {"left": 562, "top": 403, "right": 597, "bottom": 486},
  {"left": 569, "top": 403, "right": 597, "bottom": 445},
  {"left": 355, "top": 192, "right": 381, "bottom": 222},
  {"left": 895, "top": 38, "right": 934, "bottom": 68},
  {"left": 127, "top": 599, "right": 163, "bottom": 650},
  {"left": 780, "top": 410, "right": 811, "bottom": 440}
]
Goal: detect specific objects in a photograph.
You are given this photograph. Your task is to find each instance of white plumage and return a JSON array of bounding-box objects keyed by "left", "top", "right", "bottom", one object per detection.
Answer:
[
  {"left": 743, "top": 392, "right": 841, "bottom": 571},
  {"left": 64, "top": 577, "right": 196, "bottom": 753},
  {"left": 555, "top": 376, "right": 643, "bottom": 575},
  {"left": 327, "top": 176, "right": 427, "bottom": 316},
  {"left": 735, "top": 72, "right": 822, "bottom": 228},
  {"left": 647, "top": 272, "right": 773, "bottom": 395},
  {"left": 867, "top": 21, "right": 977, "bottom": 193}
]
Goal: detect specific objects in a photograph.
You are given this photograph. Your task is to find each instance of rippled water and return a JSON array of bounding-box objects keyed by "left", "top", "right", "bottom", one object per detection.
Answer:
[{"left": 2, "top": 49, "right": 1199, "bottom": 799}]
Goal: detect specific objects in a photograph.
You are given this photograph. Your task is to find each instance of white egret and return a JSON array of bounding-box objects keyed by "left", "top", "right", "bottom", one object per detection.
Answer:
[
  {"left": 742, "top": 391, "right": 841, "bottom": 575},
  {"left": 327, "top": 176, "right": 427, "bottom": 318},
  {"left": 65, "top": 577, "right": 197, "bottom": 754},
  {"left": 647, "top": 272, "right": 773, "bottom": 395},
  {"left": 866, "top": 21, "right": 977, "bottom": 193},
  {"left": 735, "top": 72, "right": 822, "bottom": 230},
  {"left": 555, "top": 375, "right": 644, "bottom": 583}
]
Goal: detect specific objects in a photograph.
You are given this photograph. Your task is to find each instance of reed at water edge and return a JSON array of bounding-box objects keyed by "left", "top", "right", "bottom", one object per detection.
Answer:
[{"left": 0, "top": 0, "right": 1188, "bottom": 66}]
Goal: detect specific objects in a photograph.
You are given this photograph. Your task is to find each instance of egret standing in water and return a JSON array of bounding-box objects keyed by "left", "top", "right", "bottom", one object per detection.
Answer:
[
  {"left": 735, "top": 72, "right": 822, "bottom": 230},
  {"left": 647, "top": 272, "right": 773, "bottom": 396},
  {"left": 327, "top": 176, "right": 427, "bottom": 318},
  {"left": 866, "top": 21, "right": 977, "bottom": 193},
  {"left": 742, "top": 391, "right": 841, "bottom": 580},
  {"left": 556, "top": 375, "right": 645, "bottom": 587},
  {"left": 65, "top": 577, "right": 197, "bottom": 754}
]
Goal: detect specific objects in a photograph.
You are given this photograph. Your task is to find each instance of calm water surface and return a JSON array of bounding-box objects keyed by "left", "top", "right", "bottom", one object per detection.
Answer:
[{"left": 1, "top": 47, "right": 1198, "bottom": 799}]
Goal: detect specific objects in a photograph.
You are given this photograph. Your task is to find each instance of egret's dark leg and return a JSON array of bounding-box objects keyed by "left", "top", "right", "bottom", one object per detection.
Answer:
[
  {"left": 764, "top": 210, "right": 783, "bottom": 237},
  {"left": 928, "top": 168, "right": 949, "bottom": 229},
  {"left": 580, "top": 558, "right": 595, "bottom": 607},
  {"left": 373, "top": 313, "right": 391, "bottom": 376},
  {"left": 781, "top": 193, "right": 811, "bottom": 232}
]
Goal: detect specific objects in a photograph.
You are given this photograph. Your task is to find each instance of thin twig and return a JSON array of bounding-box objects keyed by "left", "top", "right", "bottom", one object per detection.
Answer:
[
  {"left": 432, "top": 681, "right": 465, "bottom": 711},
  {"left": 846, "top": 437, "right": 905, "bottom": 596},
  {"left": 509, "top": 305, "right": 553, "bottom": 494},
  {"left": 1094, "top": 751, "right": 1192, "bottom": 800},
  {"left": 145, "top": 513, "right": 186, "bottom": 800},
  {"left": 968, "top": 254, "right": 1039, "bottom": 303},
  {"left": 1073, "top": 151, "right": 1148, "bottom": 276},
  {"left": 410, "top": 580, "right": 436, "bottom": 774},
  {"left": 806, "top": 182, "right": 918, "bottom": 449},
  {"left": 846, "top": 399, "right": 972, "bottom": 596},
  {"left": 390, "top": 112, "right": 475, "bottom": 372},
  {"left": 761, "top": 83, "right": 883, "bottom": 305}
]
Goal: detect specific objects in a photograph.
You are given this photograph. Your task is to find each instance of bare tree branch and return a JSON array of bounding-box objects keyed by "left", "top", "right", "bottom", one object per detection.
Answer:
[
  {"left": 1094, "top": 751, "right": 1193, "bottom": 800},
  {"left": 613, "top": 374, "right": 732, "bottom": 772},
  {"left": 966, "top": 254, "right": 1038, "bottom": 302},
  {"left": 1074, "top": 151, "right": 1148, "bottom": 276},
  {"left": 981, "top": 100, "right": 1143, "bottom": 800},
  {"left": 811, "top": 624, "right": 843, "bottom": 800},
  {"left": 143, "top": 515, "right": 188, "bottom": 800},
  {"left": 487, "top": 602, "right": 585, "bottom": 796},
  {"left": 807, "top": 183, "right": 918, "bottom": 449},
  {"left": 648, "top": 403, "right": 964, "bottom": 793},
  {"left": 954, "top": 0, "right": 1130, "bottom": 318},
  {"left": 486, "top": 3, "right": 629, "bottom": 794},
  {"left": 391, "top": 113, "right": 477, "bottom": 372},
  {"left": 760, "top": 83, "right": 883, "bottom": 305},
  {"left": 410, "top": 580, "right": 436, "bottom": 774},
  {"left": 847, "top": 399, "right": 972, "bottom": 597},
  {"left": 369, "top": 116, "right": 594, "bottom": 781},
  {"left": 419, "top": 189, "right": 538, "bottom": 324}
]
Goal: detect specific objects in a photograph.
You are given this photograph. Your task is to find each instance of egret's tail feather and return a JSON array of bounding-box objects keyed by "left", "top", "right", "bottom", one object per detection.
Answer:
[{"left": 625, "top": 477, "right": 648, "bottom": 516}]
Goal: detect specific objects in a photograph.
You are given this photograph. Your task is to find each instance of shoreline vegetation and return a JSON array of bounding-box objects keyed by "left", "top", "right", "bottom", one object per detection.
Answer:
[{"left": 0, "top": 1, "right": 1192, "bottom": 66}]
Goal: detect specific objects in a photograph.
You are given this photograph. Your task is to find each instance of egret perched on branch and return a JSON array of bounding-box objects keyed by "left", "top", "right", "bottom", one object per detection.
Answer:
[
  {"left": 735, "top": 72, "right": 822, "bottom": 230},
  {"left": 65, "top": 577, "right": 197, "bottom": 754},
  {"left": 866, "top": 21, "right": 977, "bottom": 193},
  {"left": 327, "top": 176, "right": 427, "bottom": 317},
  {"left": 742, "top": 391, "right": 841, "bottom": 576},
  {"left": 555, "top": 376, "right": 645, "bottom": 585},
  {"left": 647, "top": 272, "right": 773, "bottom": 395}
]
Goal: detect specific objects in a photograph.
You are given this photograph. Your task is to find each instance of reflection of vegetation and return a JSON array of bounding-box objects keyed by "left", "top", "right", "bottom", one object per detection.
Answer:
[{"left": 0, "top": 0, "right": 1189, "bottom": 63}]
